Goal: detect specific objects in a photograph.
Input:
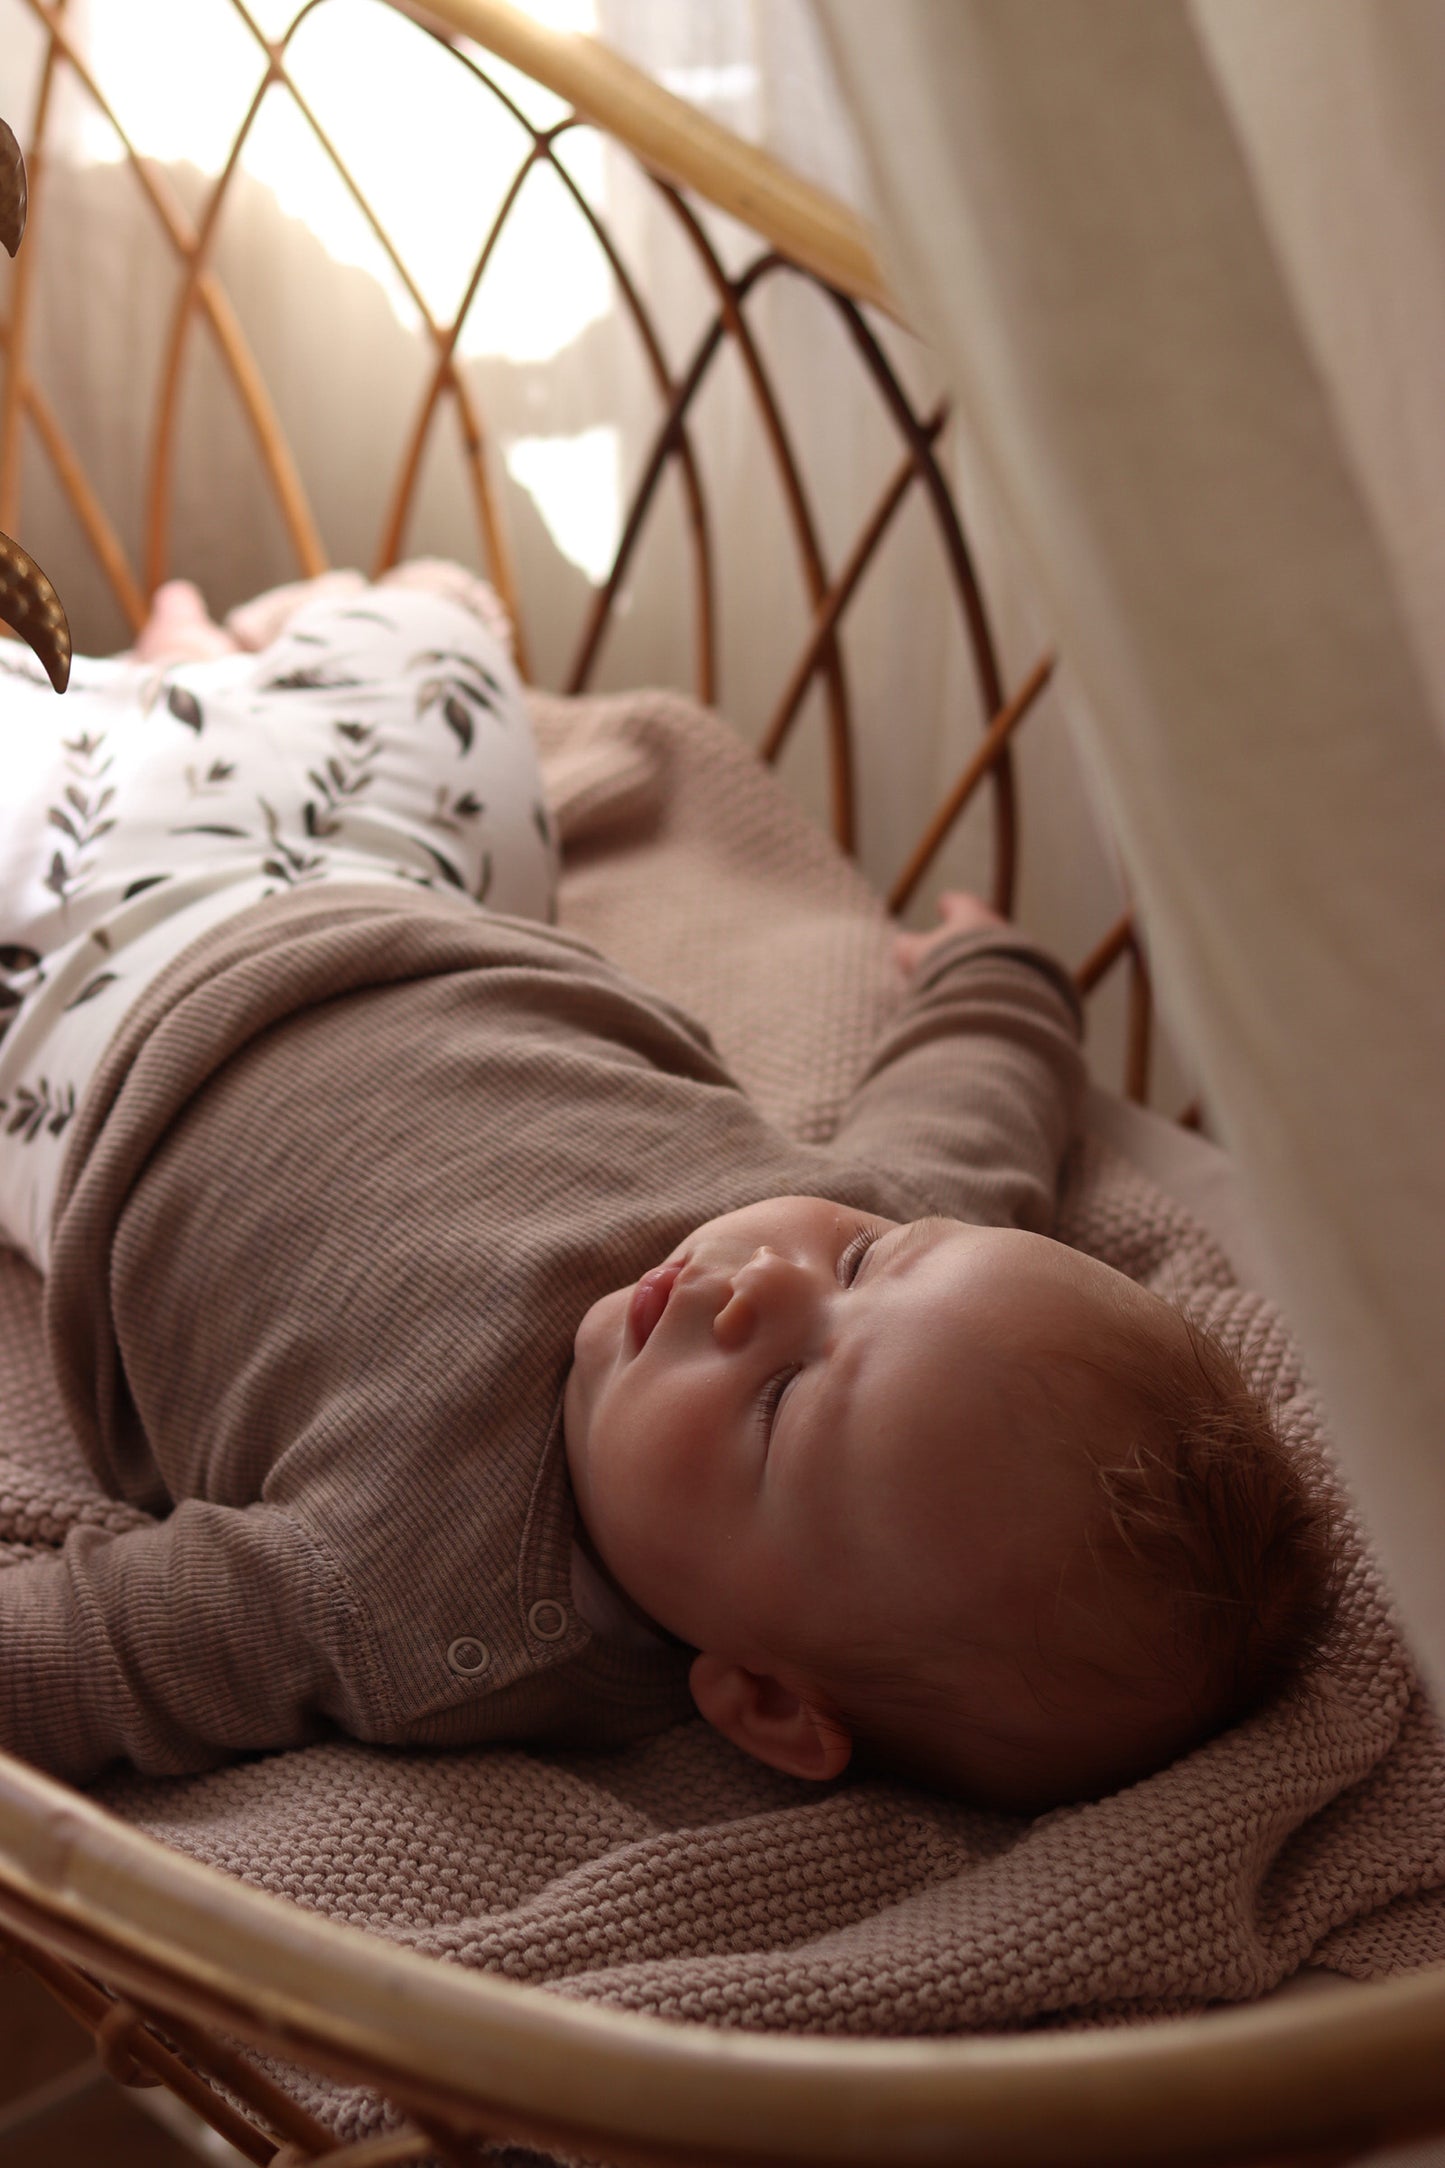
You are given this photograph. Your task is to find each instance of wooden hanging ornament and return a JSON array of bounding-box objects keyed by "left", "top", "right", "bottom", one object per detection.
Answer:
[
  {"left": 0, "top": 118, "right": 26, "bottom": 255},
  {"left": 0, "top": 115, "right": 71, "bottom": 691}
]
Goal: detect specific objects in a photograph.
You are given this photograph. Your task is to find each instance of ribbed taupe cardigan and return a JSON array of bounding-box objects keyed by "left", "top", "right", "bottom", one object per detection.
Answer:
[{"left": 5, "top": 881, "right": 1082, "bottom": 1781}]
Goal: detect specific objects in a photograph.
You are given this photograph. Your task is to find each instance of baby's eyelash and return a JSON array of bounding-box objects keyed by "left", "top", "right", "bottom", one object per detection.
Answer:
[
  {"left": 756, "top": 1365, "right": 800, "bottom": 1445},
  {"left": 838, "top": 1223, "right": 883, "bottom": 1287}
]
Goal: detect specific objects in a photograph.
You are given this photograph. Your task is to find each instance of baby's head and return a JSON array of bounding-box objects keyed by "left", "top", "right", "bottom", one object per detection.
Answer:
[{"left": 563, "top": 1198, "right": 1339, "bottom": 1812}]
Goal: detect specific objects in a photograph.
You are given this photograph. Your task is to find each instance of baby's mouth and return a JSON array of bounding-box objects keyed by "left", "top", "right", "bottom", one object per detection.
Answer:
[{"left": 627, "top": 1261, "right": 683, "bottom": 1352}]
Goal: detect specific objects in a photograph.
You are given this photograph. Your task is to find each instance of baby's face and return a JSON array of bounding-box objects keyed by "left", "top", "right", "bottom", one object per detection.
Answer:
[{"left": 564, "top": 1198, "right": 1159, "bottom": 1729}]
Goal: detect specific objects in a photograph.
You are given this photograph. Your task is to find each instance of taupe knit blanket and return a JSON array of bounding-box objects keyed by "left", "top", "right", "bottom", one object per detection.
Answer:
[{"left": 2, "top": 685, "right": 1444, "bottom": 2141}]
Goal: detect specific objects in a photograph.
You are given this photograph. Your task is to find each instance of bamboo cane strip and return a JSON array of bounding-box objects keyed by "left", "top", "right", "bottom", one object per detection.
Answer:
[
  {"left": 831, "top": 297, "right": 1017, "bottom": 910},
  {"left": 5, "top": 1926, "right": 113, "bottom": 2034},
  {"left": 7, "top": 1936, "right": 280, "bottom": 2164},
  {"left": 338, "top": 30, "right": 538, "bottom": 660},
  {"left": 446, "top": 374, "right": 530, "bottom": 682},
  {"left": 539, "top": 132, "right": 715, "bottom": 705},
  {"left": 660, "top": 190, "right": 855, "bottom": 850},
  {"left": 273, "top": 55, "right": 445, "bottom": 337},
  {"left": 761, "top": 414, "right": 945, "bottom": 764},
  {"left": 374, "top": 362, "right": 517, "bottom": 665},
  {"left": 1125, "top": 943, "right": 1154, "bottom": 1104},
  {"left": 144, "top": 57, "right": 276, "bottom": 584},
  {"left": 834, "top": 303, "right": 1003, "bottom": 715},
  {"left": 567, "top": 243, "right": 824, "bottom": 705},
  {"left": 95, "top": 1998, "right": 163, "bottom": 2086},
  {"left": 224, "top": 0, "right": 279, "bottom": 56},
  {"left": 144, "top": 59, "right": 328, "bottom": 587},
  {"left": 565, "top": 289, "right": 736, "bottom": 698},
  {"left": 408, "top": 2112, "right": 496, "bottom": 2167},
  {"left": 9, "top": 0, "right": 328, "bottom": 587},
  {"left": 0, "top": 333, "right": 148, "bottom": 630},
  {"left": 374, "top": 142, "right": 538, "bottom": 578},
  {"left": 0, "top": 2060, "right": 107, "bottom": 2143},
  {"left": 887, "top": 653, "right": 1054, "bottom": 914},
  {"left": 1075, "top": 909, "right": 1135, "bottom": 995},
  {"left": 18, "top": 0, "right": 199, "bottom": 249},
  {"left": 155, "top": 265, "right": 329, "bottom": 587},
  {"left": 273, "top": 2133, "right": 436, "bottom": 2167},
  {"left": 248, "top": 18, "right": 527, "bottom": 656},
  {"left": 396, "top": 0, "right": 892, "bottom": 313},
  {"left": 393, "top": 323, "right": 526, "bottom": 678},
  {"left": 127, "top": 1993, "right": 345, "bottom": 2159}
]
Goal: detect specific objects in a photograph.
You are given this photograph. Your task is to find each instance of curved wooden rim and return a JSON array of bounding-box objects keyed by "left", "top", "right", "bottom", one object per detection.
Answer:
[
  {"left": 399, "top": 0, "right": 894, "bottom": 314},
  {"left": 0, "top": 8, "right": 1421, "bottom": 2150},
  {"left": 0, "top": 1751, "right": 1441, "bottom": 2166}
]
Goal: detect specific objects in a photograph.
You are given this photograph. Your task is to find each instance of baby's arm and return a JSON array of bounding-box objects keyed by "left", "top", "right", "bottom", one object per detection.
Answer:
[
  {"left": 0, "top": 1500, "right": 393, "bottom": 1782},
  {"left": 832, "top": 891, "right": 1085, "bottom": 1231}
]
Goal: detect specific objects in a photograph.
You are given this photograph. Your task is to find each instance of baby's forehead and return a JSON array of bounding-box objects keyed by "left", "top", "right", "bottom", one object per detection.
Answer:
[
  {"left": 846, "top": 1228, "right": 1077, "bottom": 1440},
  {"left": 905, "top": 1219, "right": 1091, "bottom": 1324},
  {"left": 915, "top": 1219, "right": 1171, "bottom": 1347}
]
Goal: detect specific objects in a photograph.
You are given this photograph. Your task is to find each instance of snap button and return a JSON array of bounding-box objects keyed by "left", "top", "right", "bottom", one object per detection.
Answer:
[
  {"left": 527, "top": 1598, "right": 569, "bottom": 1642},
  {"left": 446, "top": 1636, "right": 491, "bottom": 1676}
]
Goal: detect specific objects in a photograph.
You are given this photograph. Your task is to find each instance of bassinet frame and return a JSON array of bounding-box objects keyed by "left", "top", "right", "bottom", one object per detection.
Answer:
[{"left": 0, "top": 2, "right": 1442, "bottom": 2162}]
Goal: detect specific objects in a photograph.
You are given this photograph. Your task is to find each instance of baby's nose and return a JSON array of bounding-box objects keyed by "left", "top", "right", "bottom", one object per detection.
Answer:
[{"left": 712, "top": 1247, "right": 799, "bottom": 1349}]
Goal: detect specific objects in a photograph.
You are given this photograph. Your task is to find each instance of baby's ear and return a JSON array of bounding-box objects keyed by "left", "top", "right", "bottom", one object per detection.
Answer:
[{"left": 689, "top": 1653, "right": 851, "bottom": 1781}]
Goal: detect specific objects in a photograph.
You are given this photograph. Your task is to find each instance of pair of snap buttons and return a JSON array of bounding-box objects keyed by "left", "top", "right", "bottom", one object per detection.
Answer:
[{"left": 446, "top": 1600, "right": 569, "bottom": 1678}]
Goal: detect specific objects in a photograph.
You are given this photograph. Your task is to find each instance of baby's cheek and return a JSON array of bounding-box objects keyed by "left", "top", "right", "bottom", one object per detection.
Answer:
[
  {"left": 629, "top": 1384, "right": 728, "bottom": 1522},
  {"left": 570, "top": 1286, "right": 627, "bottom": 1375}
]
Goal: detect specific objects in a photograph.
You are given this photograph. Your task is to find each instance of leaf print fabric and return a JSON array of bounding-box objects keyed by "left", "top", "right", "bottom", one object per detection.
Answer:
[
  {"left": 166, "top": 685, "right": 203, "bottom": 732},
  {"left": 44, "top": 729, "right": 117, "bottom": 903},
  {"left": 0, "top": 582, "right": 555, "bottom": 1273},
  {"left": 2, "top": 1076, "right": 73, "bottom": 1142}
]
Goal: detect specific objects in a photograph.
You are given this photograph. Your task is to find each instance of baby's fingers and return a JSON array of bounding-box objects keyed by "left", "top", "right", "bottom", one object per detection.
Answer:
[
  {"left": 935, "top": 889, "right": 1006, "bottom": 933},
  {"left": 893, "top": 889, "right": 1007, "bottom": 977},
  {"left": 893, "top": 928, "right": 932, "bottom": 977}
]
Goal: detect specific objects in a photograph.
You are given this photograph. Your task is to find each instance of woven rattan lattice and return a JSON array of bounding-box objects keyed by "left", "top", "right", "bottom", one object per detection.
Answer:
[{"left": 0, "top": 0, "right": 1184, "bottom": 1114}]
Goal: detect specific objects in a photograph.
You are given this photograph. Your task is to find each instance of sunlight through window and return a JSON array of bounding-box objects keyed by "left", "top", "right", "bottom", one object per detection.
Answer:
[
  {"left": 68, "top": 0, "right": 611, "bottom": 362},
  {"left": 505, "top": 426, "right": 621, "bottom": 585}
]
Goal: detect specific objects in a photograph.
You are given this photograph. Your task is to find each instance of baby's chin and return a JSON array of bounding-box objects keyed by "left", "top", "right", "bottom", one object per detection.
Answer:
[{"left": 563, "top": 1284, "right": 631, "bottom": 1472}]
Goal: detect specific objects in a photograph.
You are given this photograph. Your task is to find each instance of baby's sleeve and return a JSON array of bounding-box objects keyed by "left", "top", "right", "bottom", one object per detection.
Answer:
[
  {"left": 0, "top": 1500, "right": 396, "bottom": 1783},
  {"left": 830, "top": 927, "right": 1086, "bottom": 1231}
]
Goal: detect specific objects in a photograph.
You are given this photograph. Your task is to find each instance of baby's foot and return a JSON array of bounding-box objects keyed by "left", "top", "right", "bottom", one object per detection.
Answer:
[{"left": 133, "top": 579, "right": 240, "bottom": 665}]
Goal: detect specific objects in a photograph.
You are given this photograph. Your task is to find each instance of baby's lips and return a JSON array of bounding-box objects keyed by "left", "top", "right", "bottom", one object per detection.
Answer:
[{"left": 627, "top": 1262, "right": 683, "bottom": 1353}]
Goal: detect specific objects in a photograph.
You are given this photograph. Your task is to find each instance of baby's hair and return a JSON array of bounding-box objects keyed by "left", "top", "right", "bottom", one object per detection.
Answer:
[
  {"left": 805, "top": 1301, "right": 1343, "bottom": 1813},
  {"left": 1086, "top": 1304, "right": 1342, "bottom": 1733}
]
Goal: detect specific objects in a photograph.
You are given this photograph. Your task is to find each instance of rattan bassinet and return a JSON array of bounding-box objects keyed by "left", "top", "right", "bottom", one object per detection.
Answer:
[{"left": 1, "top": 2, "right": 1444, "bottom": 2163}]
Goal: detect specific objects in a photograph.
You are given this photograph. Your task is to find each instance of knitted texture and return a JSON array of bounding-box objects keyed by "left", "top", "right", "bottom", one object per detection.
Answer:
[{"left": 1, "top": 684, "right": 1442, "bottom": 2147}]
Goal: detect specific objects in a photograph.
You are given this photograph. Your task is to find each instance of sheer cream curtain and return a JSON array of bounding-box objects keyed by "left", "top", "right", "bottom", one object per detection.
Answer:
[
  {"left": 593, "top": 1, "right": 1187, "bottom": 1108},
  {"left": 815, "top": 1, "right": 1445, "bottom": 1695}
]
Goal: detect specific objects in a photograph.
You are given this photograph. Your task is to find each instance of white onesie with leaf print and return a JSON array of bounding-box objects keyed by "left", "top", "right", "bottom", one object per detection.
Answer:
[{"left": 0, "top": 586, "right": 557, "bottom": 1272}]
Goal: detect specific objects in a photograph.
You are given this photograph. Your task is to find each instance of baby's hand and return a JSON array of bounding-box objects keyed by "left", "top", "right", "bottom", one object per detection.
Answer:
[{"left": 893, "top": 890, "right": 1006, "bottom": 977}]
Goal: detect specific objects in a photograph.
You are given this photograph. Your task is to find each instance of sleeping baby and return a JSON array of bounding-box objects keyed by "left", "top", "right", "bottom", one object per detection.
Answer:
[{"left": 0, "top": 570, "right": 1338, "bottom": 1811}]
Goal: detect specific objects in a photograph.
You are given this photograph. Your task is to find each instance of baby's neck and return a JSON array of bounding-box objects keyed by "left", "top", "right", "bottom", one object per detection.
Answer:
[{"left": 571, "top": 1515, "right": 693, "bottom": 1653}]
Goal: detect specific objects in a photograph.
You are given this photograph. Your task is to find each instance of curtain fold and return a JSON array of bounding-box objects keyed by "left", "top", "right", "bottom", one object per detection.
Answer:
[{"left": 814, "top": 0, "right": 1445, "bottom": 1690}]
